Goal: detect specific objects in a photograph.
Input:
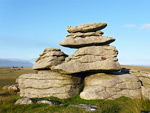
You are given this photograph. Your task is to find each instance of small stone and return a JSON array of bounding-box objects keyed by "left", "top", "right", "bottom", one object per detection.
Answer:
[
  {"left": 15, "top": 98, "right": 33, "bottom": 105},
  {"left": 70, "top": 104, "right": 97, "bottom": 112},
  {"left": 37, "top": 99, "right": 56, "bottom": 105},
  {"left": 3, "top": 85, "right": 19, "bottom": 92}
]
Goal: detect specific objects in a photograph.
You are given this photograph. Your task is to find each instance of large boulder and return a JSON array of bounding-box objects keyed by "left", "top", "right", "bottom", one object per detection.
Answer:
[
  {"left": 17, "top": 71, "right": 83, "bottom": 99},
  {"left": 59, "top": 34, "right": 115, "bottom": 48},
  {"left": 33, "top": 48, "right": 67, "bottom": 70},
  {"left": 129, "top": 70, "right": 150, "bottom": 100},
  {"left": 130, "top": 70, "right": 150, "bottom": 87},
  {"left": 80, "top": 73, "right": 142, "bottom": 100},
  {"left": 52, "top": 46, "right": 121, "bottom": 74},
  {"left": 67, "top": 22, "right": 107, "bottom": 33}
]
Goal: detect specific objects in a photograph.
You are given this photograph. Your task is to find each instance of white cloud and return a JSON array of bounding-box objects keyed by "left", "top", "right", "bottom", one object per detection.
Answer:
[
  {"left": 122, "top": 24, "right": 150, "bottom": 31},
  {"left": 122, "top": 24, "right": 136, "bottom": 28},
  {"left": 140, "top": 24, "right": 150, "bottom": 31}
]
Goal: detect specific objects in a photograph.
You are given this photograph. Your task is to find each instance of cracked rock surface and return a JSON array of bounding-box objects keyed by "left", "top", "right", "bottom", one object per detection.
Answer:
[
  {"left": 80, "top": 73, "right": 142, "bottom": 100},
  {"left": 18, "top": 71, "right": 83, "bottom": 99},
  {"left": 60, "top": 35, "right": 115, "bottom": 48},
  {"left": 129, "top": 70, "right": 150, "bottom": 100},
  {"left": 33, "top": 48, "right": 67, "bottom": 70},
  {"left": 52, "top": 46, "right": 121, "bottom": 74}
]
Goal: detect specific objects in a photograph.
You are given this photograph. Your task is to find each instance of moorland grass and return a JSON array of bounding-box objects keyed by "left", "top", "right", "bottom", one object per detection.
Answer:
[
  {"left": 0, "top": 67, "right": 34, "bottom": 90},
  {"left": 121, "top": 65, "right": 150, "bottom": 72},
  {"left": 0, "top": 94, "right": 150, "bottom": 113}
]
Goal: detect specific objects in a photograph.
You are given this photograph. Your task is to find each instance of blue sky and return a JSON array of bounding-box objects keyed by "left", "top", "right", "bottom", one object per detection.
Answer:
[{"left": 0, "top": 0, "right": 150, "bottom": 65}]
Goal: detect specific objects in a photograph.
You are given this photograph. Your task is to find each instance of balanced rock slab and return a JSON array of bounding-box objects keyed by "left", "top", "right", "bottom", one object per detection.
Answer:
[
  {"left": 52, "top": 46, "right": 121, "bottom": 74},
  {"left": 60, "top": 34, "right": 115, "bottom": 48},
  {"left": 80, "top": 73, "right": 142, "bottom": 100},
  {"left": 67, "top": 31, "right": 104, "bottom": 38},
  {"left": 33, "top": 48, "right": 67, "bottom": 70},
  {"left": 67, "top": 22, "right": 107, "bottom": 33},
  {"left": 17, "top": 71, "right": 82, "bottom": 99}
]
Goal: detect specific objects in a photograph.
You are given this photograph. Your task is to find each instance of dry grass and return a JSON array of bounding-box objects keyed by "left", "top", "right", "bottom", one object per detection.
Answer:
[
  {"left": 0, "top": 67, "right": 34, "bottom": 91},
  {"left": 121, "top": 65, "right": 150, "bottom": 72}
]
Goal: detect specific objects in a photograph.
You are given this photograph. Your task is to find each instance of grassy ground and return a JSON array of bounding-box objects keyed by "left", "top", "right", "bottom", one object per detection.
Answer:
[
  {"left": 0, "top": 65, "right": 150, "bottom": 113},
  {"left": 0, "top": 94, "right": 150, "bottom": 113},
  {"left": 0, "top": 67, "right": 34, "bottom": 91}
]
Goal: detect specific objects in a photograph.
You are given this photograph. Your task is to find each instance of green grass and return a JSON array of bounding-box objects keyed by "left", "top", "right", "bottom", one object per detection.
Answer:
[
  {"left": 0, "top": 94, "right": 150, "bottom": 113},
  {"left": 0, "top": 95, "right": 88, "bottom": 113},
  {"left": 44, "top": 94, "right": 102, "bottom": 105}
]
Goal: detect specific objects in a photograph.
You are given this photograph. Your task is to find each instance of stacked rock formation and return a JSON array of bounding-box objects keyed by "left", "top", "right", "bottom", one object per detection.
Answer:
[
  {"left": 17, "top": 22, "right": 149, "bottom": 100},
  {"left": 52, "top": 23, "right": 121, "bottom": 74},
  {"left": 17, "top": 48, "right": 83, "bottom": 99}
]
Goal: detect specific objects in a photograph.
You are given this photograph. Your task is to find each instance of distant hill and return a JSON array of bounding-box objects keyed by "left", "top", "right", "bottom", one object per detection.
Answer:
[{"left": 0, "top": 58, "right": 33, "bottom": 67}]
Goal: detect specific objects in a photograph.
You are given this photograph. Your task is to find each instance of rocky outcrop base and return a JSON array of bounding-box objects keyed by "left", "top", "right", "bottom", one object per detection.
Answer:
[{"left": 17, "top": 71, "right": 83, "bottom": 99}]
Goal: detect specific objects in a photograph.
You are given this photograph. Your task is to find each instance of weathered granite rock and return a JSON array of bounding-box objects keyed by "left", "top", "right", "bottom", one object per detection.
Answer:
[
  {"left": 68, "top": 45, "right": 118, "bottom": 59},
  {"left": 67, "top": 31, "right": 104, "bottom": 38},
  {"left": 59, "top": 35, "right": 115, "bottom": 48},
  {"left": 128, "top": 70, "right": 150, "bottom": 100},
  {"left": 130, "top": 70, "right": 150, "bottom": 87},
  {"left": 15, "top": 98, "right": 33, "bottom": 105},
  {"left": 67, "top": 22, "right": 107, "bottom": 33},
  {"left": 17, "top": 22, "right": 124, "bottom": 101},
  {"left": 17, "top": 71, "right": 83, "bottom": 99},
  {"left": 141, "top": 86, "right": 150, "bottom": 100},
  {"left": 80, "top": 73, "right": 142, "bottom": 100},
  {"left": 52, "top": 46, "right": 121, "bottom": 74},
  {"left": 33, "top": 48, "right": 67, "bottom": 70},
  {"left": 121, "top": 69, "right": 150, "bottom": 100}
]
